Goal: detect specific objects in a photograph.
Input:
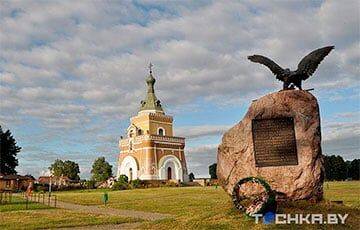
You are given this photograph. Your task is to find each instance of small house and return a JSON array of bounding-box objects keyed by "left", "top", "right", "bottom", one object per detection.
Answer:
[{"left": 0, "top": 174, "right": 35, "bottom": 191}]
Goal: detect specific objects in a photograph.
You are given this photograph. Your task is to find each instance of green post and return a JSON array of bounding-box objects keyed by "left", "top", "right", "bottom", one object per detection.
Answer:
[{"left": 102, "top": 192, "right": 109, "bottom": 206}]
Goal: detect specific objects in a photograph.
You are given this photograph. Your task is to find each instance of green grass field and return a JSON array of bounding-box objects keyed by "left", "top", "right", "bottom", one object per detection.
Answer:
[
  {"left": 0, "top": 196, "right": 52, "bottom": 212},
  {"left": 1, "top": 181, "right": 359, "bottom": 229},
  {"left": 0, "top": 209, "right": 139, "bottom": 230},
  {"left": 0, "top": 195, "right": 140, "bottom": 229},
  {"left": 324, "top": 181, "right": 360, "bottom": 208}
]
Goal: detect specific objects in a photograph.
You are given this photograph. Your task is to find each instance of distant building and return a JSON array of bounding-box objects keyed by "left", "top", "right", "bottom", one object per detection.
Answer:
[
  {"left": 97, "top": 176, "right": 116, "bottom": 189},
  {"left": 37, "top": 176, "right": 71, "bottom": 186},
  {"left": 117, "top": 65, "right": 188, "bottom": 182},
  {"left": 0, "top": 174, "right": 35, "bottom": 191}
]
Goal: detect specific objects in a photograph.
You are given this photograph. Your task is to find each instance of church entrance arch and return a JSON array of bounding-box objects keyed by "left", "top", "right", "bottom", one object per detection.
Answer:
[
  {"left": 158, "top": 155, "right": 183, "bottom": 181},
  {"left": 119, "top": 156, "right": 138, "bottom": 180}
]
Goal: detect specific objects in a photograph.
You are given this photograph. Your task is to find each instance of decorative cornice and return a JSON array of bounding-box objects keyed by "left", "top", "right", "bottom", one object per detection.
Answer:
[
  {"left": 120, "top": 134, "right": 185, "bottom": 146},
  {"left": 149, "top": 113, "right": 173, "bottom": 122}
]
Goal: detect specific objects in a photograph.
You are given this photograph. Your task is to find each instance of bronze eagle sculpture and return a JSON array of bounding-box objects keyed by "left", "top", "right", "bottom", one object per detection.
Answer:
[{"left": 248, "top": 46, "right": 334, "bottom": 90}]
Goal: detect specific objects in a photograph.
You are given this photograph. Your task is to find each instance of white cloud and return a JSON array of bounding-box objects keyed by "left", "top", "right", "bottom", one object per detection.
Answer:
[
  {"left": 176, "top": 125, "right": 231, "bottom": 139},
  {"left": 0, "top": 0, "right": 358, "bottom": 177},
  {"left": 185, "top": 144, "right": 218, "bottom": 178},
  {"left": 322, "top": 120, "right": 360, "bottom": 159}
]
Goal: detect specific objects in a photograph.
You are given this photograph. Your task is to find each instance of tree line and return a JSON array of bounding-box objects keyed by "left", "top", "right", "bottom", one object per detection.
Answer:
[
  {"left": 46, "top": 156, "right": 113, "bottom": 182},
  {"left": 1, "top": 126, "right": 359, "bottom": 182},
  {"left": 209, "top": 154, "right": 359, "bottom": 181},
  {"left": 324, "top": 155, "right": 359, "bottom": 181}
]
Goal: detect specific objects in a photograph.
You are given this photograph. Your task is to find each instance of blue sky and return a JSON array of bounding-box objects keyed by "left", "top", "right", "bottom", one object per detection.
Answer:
[{"left": 0, "top": 0, "right": 359, "bottom": 178}]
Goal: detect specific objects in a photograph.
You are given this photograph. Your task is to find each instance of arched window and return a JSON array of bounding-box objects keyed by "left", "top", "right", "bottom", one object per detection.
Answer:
[
  {"left": 158, "top": 127, "right": 165, "bottom": 136},
  {"left": 129, "top": 130, "right": 133, "bottom": 138},
  {"left": 137, "top": 129, "right": 142, "bottom": 136}
]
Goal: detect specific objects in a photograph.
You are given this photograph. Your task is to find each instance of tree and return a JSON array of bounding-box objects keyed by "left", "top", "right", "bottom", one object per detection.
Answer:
[
  {"left": 209, "top": 163, "right": 217, "bottom": 179},
  {"left": 49, "top": 159, "right": 80, "bottom": 180},
  {"left": 349, "top": 159, "right": 360, "bottom": 180},
  {"left": 63, "top": 160, "right": 80, "bottom": 180},
  {"left": 188, "top": 172, "right": 195, "bottom": 182},
  {"left": 49, "top": 159, "right": 64, "bottom": 177},
  {"left": 324, "top": 155, "right": 332, "bottom": 180},
  {"left": 0, "top": 126, "right": 21, "bottom": 175},
  {"left": 91, "top": 157, "right": 112, "bottom": 182},
  {"left": 324, "top": 155, "right": 347, "bottom": 181}
]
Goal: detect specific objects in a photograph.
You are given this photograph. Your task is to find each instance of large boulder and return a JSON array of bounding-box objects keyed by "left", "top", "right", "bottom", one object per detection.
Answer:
[{"left": 217, "top": 90, "right": 324, "bottom": 201}]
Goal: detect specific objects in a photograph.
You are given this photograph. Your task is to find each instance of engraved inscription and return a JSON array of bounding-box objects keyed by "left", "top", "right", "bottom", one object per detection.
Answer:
[{"left": 252, "top": 117, "right": 298, "bottom": 167}]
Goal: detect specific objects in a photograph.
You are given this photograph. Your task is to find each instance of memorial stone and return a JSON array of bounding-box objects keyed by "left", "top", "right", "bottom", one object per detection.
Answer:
[{"left": 217, "top": 90, "right": 324, "bottom": 201}]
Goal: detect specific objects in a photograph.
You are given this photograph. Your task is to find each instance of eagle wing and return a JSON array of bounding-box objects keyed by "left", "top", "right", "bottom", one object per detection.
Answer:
[
  {"left": 296, "top": 46, "right": 334, "bottom": 80},
  {"left": 248, "top": 55, "right": 284, "bottom": 80}
]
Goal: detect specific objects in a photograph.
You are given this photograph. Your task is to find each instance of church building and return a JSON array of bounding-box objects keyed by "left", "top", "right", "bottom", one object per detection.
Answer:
[{"left": 117, "top": 65, "right": 188, "bottom": 182}]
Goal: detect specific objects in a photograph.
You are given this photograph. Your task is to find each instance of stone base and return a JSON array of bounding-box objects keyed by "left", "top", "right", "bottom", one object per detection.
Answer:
[{"left": 217, "top": 90, "right": 324, "bottom": 201}]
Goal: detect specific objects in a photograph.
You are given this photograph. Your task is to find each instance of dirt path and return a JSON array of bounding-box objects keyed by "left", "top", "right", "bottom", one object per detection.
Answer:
[{"left": 52, "top": 200, "right": 172, "bottom": 221}]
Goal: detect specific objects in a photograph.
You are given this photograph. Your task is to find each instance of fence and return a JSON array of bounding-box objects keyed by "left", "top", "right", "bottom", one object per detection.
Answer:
[
  {"left": 0, "top": 190, "right": 57, "bottom": 209},
  {"left": 0, "top": 191, "right": 57, "bottom": 209},
  {"left": 0, "top": 190, "right": 13, "bottom": 204},
  {"left": 22, "top": 192, "right": 57, "bottom": 208}
]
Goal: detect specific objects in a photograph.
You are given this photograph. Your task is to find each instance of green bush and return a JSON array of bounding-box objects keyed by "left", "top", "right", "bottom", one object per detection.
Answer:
[
  {"left": 118, "top": 174, "right": 129, "bottom": 183},
  {"left": 130, "top": 179, "right": 141, "bottom": 189},
  {"left": 84, "top": 180, "right": 96, "bottom": 189},
  {"left": 112, "top": 181, "right": 129, "bottom": 190}
]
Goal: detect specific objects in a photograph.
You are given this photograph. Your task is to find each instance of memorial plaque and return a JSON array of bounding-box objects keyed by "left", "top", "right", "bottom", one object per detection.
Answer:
[{"left": 252, "top": 117, "right": 298, "bottom": 167}]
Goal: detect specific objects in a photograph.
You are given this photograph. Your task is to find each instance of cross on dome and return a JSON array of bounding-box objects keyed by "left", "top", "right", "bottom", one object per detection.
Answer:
[
  {"left": 139, "top": 63, "right": 164, "bottom": 114},
  {"left": 149, "top": 62, "right": 153, "bottom": 74}
]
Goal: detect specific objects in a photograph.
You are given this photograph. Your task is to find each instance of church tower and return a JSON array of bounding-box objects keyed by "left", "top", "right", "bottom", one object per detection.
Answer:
[{"left": 117, "top": 64, "right": 188, "bottom": 182}]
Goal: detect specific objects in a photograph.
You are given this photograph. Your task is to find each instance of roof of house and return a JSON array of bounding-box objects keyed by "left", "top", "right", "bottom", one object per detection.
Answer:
[
  {"left": 0, "top": 174, "right": 35, "bottom": 180},
  {"left": 37, "top": 176, "right": 72, "bottom": 184}
]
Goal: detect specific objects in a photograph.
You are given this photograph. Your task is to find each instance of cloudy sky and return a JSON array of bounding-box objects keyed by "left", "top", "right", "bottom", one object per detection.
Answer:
[{"left": 0, "top": 0, "right": 359, "bottom": 178}]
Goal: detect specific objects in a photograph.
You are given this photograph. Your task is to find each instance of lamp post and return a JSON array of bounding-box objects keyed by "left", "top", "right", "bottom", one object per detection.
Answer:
[
  {"left": 16, "top": 178, "right": 19, "bottom": 192},
  {"left": 48, "top": 171, "right": 53, "bottom": 197},
  {"left": 49, "top": 176, "right": 52, "bottom": 196}
]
